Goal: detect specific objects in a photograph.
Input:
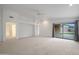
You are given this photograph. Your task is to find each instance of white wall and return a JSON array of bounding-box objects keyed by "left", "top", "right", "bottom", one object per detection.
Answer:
[
  {"left": 2, "top": 8, "right": 19, "bottom": 41},
  {"left": 39, "top": 20, "right": 52, "bottom": 37},
  {"left": 16, "top": 16, "right": 35, "bottom": 38},
  {"left": 18, "top": 23, "right": 34, "bottom": 38},
  {"left": 0, "top": 6, "right": 1, "bottom": 41},
  {"left": 0, "top": 6, "right": 3, "bottom": 41},
  {"left": 1, "top": 7, "right": 35, "bottom": 41}
]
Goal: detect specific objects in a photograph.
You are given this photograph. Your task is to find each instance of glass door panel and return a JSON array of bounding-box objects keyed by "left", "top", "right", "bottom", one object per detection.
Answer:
[{"left": 63, "top": 23, "right": 75, "bottom": 40}]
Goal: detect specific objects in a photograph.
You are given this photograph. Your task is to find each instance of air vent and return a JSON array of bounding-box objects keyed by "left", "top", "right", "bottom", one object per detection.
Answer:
[{"left": 9, "top": 16, "right": 14, "bottom": 18}]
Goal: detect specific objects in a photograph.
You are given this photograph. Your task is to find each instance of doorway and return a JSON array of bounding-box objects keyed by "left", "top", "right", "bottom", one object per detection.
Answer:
[{"left": 6, "top": 22, "right": 16, "bottom": 39}]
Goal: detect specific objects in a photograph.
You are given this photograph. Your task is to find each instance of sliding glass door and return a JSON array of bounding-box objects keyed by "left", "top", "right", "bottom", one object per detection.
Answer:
[{"left": 54, "top": 22, "right": 75, "bottom": 40}]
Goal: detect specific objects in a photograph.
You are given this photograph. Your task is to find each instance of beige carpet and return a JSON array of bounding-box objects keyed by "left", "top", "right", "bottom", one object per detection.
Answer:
[{"left": 0, "top": 37, "right": 79, "bottom": 55}]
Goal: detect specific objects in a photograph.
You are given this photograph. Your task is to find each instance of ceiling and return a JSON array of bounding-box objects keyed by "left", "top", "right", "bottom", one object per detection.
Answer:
[{"left": 3, "top": 4, "right": 79, "bottom": 19}]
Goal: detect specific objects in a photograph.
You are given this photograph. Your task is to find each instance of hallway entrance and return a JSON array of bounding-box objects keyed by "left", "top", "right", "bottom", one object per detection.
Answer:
[{"left": 6, "top": 22, "right": 16, "bottom": 39}]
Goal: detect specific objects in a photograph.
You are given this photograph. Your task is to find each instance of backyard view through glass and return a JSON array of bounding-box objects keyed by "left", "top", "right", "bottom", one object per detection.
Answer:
[{"left": 54, "top": 23, "right": 75, "bottom": 40}]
